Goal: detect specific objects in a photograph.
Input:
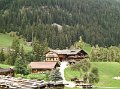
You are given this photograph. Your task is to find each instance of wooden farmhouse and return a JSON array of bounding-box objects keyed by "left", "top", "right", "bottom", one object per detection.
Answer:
[
  {"left": 0, "top": 68, "right": 15, "bottom": 77},
  {"left": 29, "top": 62, "right": 60, "bottom": 73},
  {"left": 46, "top": 49, "right": 89, "bottom": 62}
]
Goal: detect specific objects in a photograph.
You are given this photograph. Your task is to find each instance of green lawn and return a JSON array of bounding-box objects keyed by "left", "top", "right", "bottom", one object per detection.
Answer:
[
  {"left": 65, "top": 87, "right": 120, "bottom": 89},
  {"left": 64, "top": 62, "right": 120, "bottom": 88},
  {"left": 0, "top": 64, "right": 14, "bottom": 68},
  {"left": 83, "top": 43, "right": 92, "bottom": 55},
  {"left": 0, "top": 33, "right": 14, "bottom": 47},
  {"left": 64, "top": 67, "right": 81, "bottom": 81},
  {"left": 0, "top": 33, "right": 32, "bottom": 52},
  {"left": 92, "top": 62, "right": 120, "bottom": 87}
]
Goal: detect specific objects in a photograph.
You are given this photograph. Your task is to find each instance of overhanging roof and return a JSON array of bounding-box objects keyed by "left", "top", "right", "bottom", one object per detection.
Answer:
[
  {"left": 29, "top": 62, "right": 58, "bottom": 69},
  {"left": 50, "top": 49, "right": 82, "bottom": 55},
  {"left": 0, "top": 68, "right": 15, "bottom": 73}
]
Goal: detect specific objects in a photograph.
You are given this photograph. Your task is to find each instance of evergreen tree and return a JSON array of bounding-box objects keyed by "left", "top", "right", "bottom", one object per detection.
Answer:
[
  {"left": 15, "top": 57, "right": 29, "bottom": 75},
  {"left": 91, "top": 46, "right": 120, "bottom": 62},
  {"left": 5, "top": 38, "right": 20, "bottom": 65},
  {"left": 20, "top": 46, "right": 25, "bottom": 59},
  {"left": 0, "top": 0, "right": 120, "bottom": 48},
  {"left": 33, "top": 40, "right": 48, "bottom": 61},
  {"left": 0, "top": 48, "right": 5, "bottom": 63},
  {"left": 89, "top": 67, "right": 99, "bottom": 84},
  {"left": 50, "top": 68, "right": 63, "bottom": 82},
  {"left": 11, "top": 38, "right": 20, "bottom": 53}
]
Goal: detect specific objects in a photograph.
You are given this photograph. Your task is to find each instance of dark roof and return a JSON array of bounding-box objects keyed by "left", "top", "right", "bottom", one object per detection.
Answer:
[
  {"left": 50, "top": 49, "right": 82, "bottom": 55},
  {"left": 0, "top": 68, "right": 15, "bottom": 73},
  {"left": 29, "top": 62, "right": 58, "bottom": 69}
]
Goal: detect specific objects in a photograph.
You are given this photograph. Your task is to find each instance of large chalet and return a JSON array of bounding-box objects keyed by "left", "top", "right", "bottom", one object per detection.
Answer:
[{"left": 45, "top": 49, "right": 89, "bottom": 62}]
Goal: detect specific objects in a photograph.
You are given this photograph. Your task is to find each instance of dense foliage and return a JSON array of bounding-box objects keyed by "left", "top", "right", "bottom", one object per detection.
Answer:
[
  {"left": 91, "top": 45, "right": 120, "bottom": 62},
  {"left": 15, "top": 57, "right": 29, "bottom": 75},
  {"left": 33, "top": 39, "right": 48, "bottom": 61},
  {"left": 0, "top": 0, "right": 120, "bottom": 49},
  {"left": 0, "top": 49, "right": 5, "bottom": 63},
  {"left": 71, "top": 59, "right": 99, "bottom": 84},
  {"left": 1, "top": 37, "right": 48, "bottom": 66}
]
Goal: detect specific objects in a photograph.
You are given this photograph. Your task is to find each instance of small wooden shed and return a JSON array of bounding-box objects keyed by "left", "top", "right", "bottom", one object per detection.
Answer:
[
  {"left": 0, "top": 68, "right": 15, "bottom": 77},
  {"left": 29, "top": 62, "right": 60, "bottom": 73}
]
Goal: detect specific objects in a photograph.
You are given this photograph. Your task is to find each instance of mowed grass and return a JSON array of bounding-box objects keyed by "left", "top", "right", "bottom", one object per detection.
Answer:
[
  {"left": 83, "top": 43, "right": 92, "bottom": 55},
  {"left": 64, "top": 87, "right": 118, "bottom": 89},
  {"left": 64, "top": 67, "right": 81, "bottom": 81},
  {"left": 0, "top": 64, "right": 14, "bottom": 68},
  {"left": 92, "top": 62, "right": 120, "bottom": 87},
  {"left": 0, "top": 33, "right": 13, "bottom": 47},
  {"left": 0, "top": 33, "right": 32, "bottom": 52},
  {"left": 64, "top": 62, "right": 120, "bottom": 88}
]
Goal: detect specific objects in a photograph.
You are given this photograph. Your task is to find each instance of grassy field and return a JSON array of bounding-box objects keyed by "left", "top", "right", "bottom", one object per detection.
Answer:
[
  {"left": 0, "top": 64, "right": 14, "bottom": 68},
  {"left": 92, "top": 62, "right": 120, "bottom": 87},
  {"left": 64, "top": 67, "right": 81, "bottom": 81},
  {"left": 0, "top": 33, "right": 14, "bottom": 47},
  {"left": 64, "top": 62, "right": 120, "bottom": 88},
  {"left": 83, "top": 43, "right": 92, "bottom": 55},
  {"left": 0, "top": 33, "right": 32, "bottom": 52}
]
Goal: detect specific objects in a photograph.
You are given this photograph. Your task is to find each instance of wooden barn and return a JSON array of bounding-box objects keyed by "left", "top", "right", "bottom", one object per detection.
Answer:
[
  {"left": 46, "top": 49, "right": 89, "bottom": 62},
  {"left": 0, "top": 68, "right": 15, "bottom": 77},
  {"left": 29, "top": 62, "right": 60, "bottom": 73}
]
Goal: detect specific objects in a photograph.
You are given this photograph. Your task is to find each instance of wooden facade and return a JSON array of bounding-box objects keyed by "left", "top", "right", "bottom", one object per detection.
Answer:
[
  {"left": 32, "top": 69, "right": 51, "bottom": 73},
  {"left": 46, "top": 51, "right": 59, "bottom": 62},
  {"left": 0, "top": 68, "right": 15, "bottom": 77},
  {"left": 46, "top": 49, "right": 89, "bottom": 62}
]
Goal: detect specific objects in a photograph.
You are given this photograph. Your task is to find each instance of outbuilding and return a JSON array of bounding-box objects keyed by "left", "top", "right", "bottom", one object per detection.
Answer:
[{"left": 29, "top": 62, "right": 60, "bottom": 73}]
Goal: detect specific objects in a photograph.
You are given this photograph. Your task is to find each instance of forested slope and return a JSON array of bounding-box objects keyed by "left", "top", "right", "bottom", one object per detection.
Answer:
[{"left": 0, "top": 0, "right": 120, "bottom": 49}]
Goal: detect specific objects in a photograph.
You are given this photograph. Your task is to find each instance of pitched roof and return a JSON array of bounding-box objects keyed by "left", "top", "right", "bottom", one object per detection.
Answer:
[
  {"left": 0, "top": 68, "right": 15, "bottom": 73},
  {"left": 29, "top": 62, "right": 58, "bottom": 69},
  {"left": 51, "top": 49, "right": 82, "bottom": 55},
  {"left": 46, "top": 52, "right": 58, "bottom": 58}
]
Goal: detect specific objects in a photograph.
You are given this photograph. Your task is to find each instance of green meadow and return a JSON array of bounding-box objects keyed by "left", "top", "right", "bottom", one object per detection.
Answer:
[
  {"left": 0, "top": 64, "right": 14, "bottom": 68},
  {"left": 0, "top": 33, "right": 32, "bottom": 52},
  {"left": 83, "top": 43, "right": 92, "bottom": 55},
  {"left": 64, "top": 62, "right": 120, "bottom": 89}
]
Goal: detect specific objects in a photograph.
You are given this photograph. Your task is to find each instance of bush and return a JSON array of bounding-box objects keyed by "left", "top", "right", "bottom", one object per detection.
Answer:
[
  {"left": 26, "top": 73, "right": 48, "bottom": 81},
  {"left": 15, "top": 74, "right": 24, "bottom": 78}
]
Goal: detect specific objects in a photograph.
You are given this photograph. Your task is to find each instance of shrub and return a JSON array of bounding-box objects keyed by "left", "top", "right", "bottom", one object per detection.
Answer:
[{"left": 27, "top": 73, "right": 47, "bottom": 81}]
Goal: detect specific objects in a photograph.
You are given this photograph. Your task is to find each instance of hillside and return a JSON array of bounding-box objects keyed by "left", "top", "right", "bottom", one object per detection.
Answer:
[
  {"left": 0, "top": 33, "right": 32, "bottom": 52},
  {"left": 0, "top": 0, "right": 120, "bottom": 49}
]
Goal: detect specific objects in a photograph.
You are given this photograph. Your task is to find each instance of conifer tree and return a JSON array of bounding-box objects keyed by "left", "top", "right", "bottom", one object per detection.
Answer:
[
  {"left": 5, "top": 38, "right": 20, "bottom": 65},
  {"left": 50, "top": 68, "right": 63, "bottom": 82},
  {"left": 33, "top": 40, "right": 48, "bottom": 61},
  {"left": 15, "top": 57, "right": 29, "bottom": 75},
  {"left": 0, "top": 48, "right": 5, "bottom": 63}
]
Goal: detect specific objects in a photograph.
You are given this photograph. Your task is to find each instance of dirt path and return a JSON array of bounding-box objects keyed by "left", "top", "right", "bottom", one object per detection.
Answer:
[{"left": 59, "top": 62, "right": 76, "bottom": 88}]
